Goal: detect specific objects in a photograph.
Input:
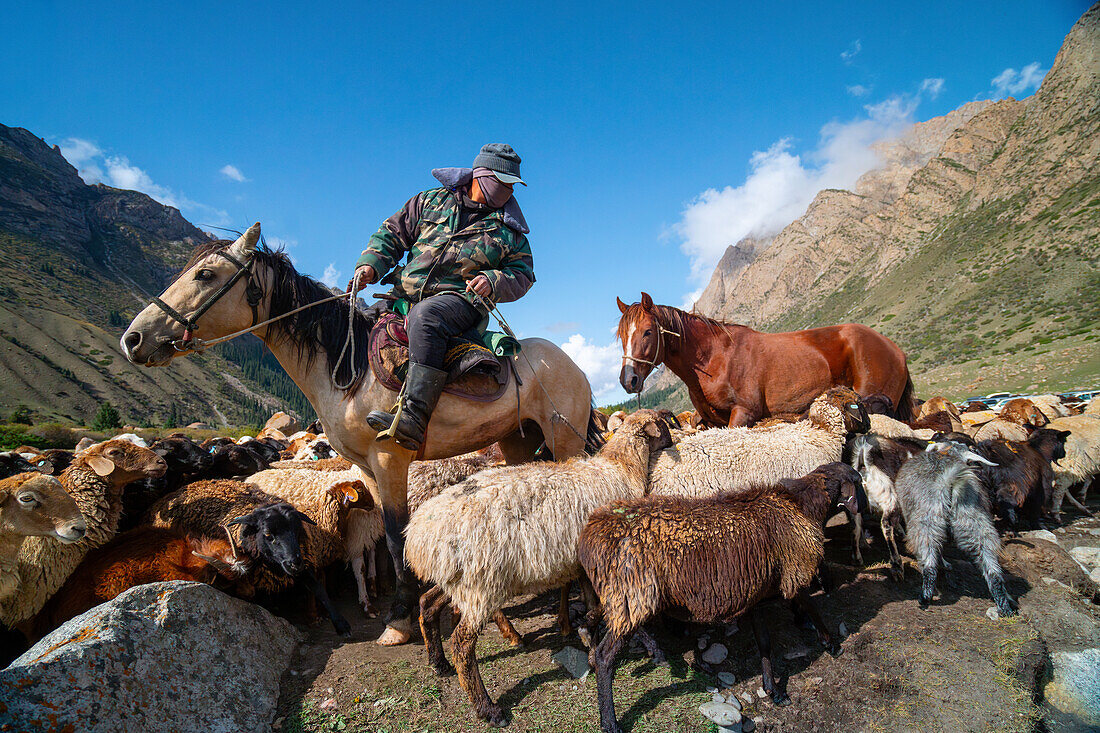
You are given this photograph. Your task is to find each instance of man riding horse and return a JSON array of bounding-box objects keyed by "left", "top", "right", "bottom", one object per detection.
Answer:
[{"left": 349, "top": 143, "right": 534, "bottom": 450}]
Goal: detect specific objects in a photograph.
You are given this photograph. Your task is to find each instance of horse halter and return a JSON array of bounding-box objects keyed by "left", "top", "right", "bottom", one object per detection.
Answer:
[
  {"left": 151, "top": 249, "right": 264, "bottom": 350},
  {"left": 621, "top": 319, "right": 680, "bottom": 369}
]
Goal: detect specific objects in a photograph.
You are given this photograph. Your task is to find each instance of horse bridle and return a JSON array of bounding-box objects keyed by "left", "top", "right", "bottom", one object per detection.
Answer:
[
  {"left": 621, "top": 319, "right": 680, "bottom": 369},
  {"left": 150, "top": 249, "right": 264, "bottom": 350}
]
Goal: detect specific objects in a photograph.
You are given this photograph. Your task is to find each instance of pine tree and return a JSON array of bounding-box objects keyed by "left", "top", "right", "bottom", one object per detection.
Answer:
[
  {"left": 91, "top": 401, "right": 122, "bottom": 430},
  {"left": 9, "top": 405, "right": 32, "bottom": 425}
]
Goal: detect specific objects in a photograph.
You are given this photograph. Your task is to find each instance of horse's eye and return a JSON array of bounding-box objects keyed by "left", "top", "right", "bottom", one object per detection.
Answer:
[
  {"left": 643, "top": 330, "right": 652, "bottom": 337},
  {"left": 195, "top": 269, "right": 215, "bottom": 281}
]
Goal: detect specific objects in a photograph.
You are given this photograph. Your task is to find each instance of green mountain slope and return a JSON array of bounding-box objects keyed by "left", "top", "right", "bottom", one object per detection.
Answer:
[{"left": 0, "top": 125, "right": 314, "bottom": 426}]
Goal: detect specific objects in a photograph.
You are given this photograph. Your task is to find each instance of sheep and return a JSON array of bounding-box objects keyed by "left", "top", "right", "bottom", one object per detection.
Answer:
[
  {"left": 917, "top": 396, "right": 958, "bottom": 422},
  {"left": 848, "top": 434, "right": 927, "bottom": 572},
  {"left": 31, "top": 448, "right": 75, "bottom": 476},
  {"left": 0, "top": 452, "right": 36, "bottom": 479},
  {"left": 863, "top": 393, "right": 896, "bottom": 416},
  {"left": 999, "top": 398, "right": 1049, "bottom": 428},
  {"left": 973, "top": 419, "right": 1031, "bottom": 442},
  {"left": 648, "top": 387, "right": 870, "bottom": 499},
  {"left": 119, "top": 434, "right": 214, "bottom": 531},
  {"left": 1030, "top": 394, "right": 1074, "bottom": 421},
  {"left": 0, "top": 439, "right": 167, "bottom": 626},
  {"left": 29, "top": 527, "right": 246, "bottom": 639},
  {"left": 146, "top": 478, "right": 365, "bottom": 635},
  {"left": 207, "top": 442, "right": 270, "bottom": 478},
  {"left": 894, "top": 441, "right": 1015, "bottom": 617},
  {"left": 605, "top": 410, "right": 627, "bottom": 431},
  {"left": 293, "top": 438, "right": 335, "bottom": 461},
  {"left": 868, "top": 413, "right": 935, "bottom": 440},
  {"left": 270, "top": 456, "right": 354, "bottom": 471},
  {"left": 1047, "top": 413, "right": 1100, "bottom": 519},
  {"left": 1, "top": 473, "right": 86, "bottom": 601},
  {"left": 404, "top": 410, "right": 672, "bottom": 726},
  {"left": 109, "top": 432, "right": 149, "bottom": 448},
  {"left": 579, "top": 466, "right": 849, "bottom": 733}
]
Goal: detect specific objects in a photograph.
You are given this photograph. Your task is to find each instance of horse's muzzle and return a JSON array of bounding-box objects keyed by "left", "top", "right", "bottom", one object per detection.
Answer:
[{"left": 620, "top": 364, "right": 643, "bottom": 394}]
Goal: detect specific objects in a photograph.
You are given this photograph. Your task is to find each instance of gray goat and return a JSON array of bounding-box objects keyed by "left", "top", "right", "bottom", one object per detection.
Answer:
[{"left": 895, "top": 441, "right": 1016, "bottom": 617}]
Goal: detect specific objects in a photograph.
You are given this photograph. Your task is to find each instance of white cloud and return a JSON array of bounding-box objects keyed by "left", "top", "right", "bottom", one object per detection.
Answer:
[
  {"left": 220, "top": 164, "right": 248, "bottom": 182},
  {"left": 919, "top": 77, "right": 944, "bottom": 99},
  {"left": 672, "top": 82, "right": 940, "bottom": 291},
  {"left": 321, "top": 263, "right": 342, "bottom": 288},
  {"left": 840, "top": 40, "right": 862, "bottom": 64},
  {"left": 56, "top": 137, "right": 229, "bottom": 226},
  {"left": 560, "top": 334, "right": 624, "bottom": 400},
  {"left": 990, "top": 62, "right": 1047, "bottom": 99},
  {"left": 846, "top": 84, "right": 871, "bottom": 97}
]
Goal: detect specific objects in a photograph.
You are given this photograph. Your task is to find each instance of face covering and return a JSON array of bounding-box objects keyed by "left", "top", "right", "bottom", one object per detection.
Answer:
[{"left": 472, "top": 167, "right": 514, "bottom": 209}]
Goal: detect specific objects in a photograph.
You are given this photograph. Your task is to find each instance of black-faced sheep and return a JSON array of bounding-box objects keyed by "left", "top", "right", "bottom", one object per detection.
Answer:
[
  {"left": 894, "top": 441, "right": 1015, "bottom": 617},
  {"left": 0, "top": 440, "right": 167, "bottom": 627},
  {"left": 579, "top": 465, "right": 848, "bottom": 733},
  {"left": 0, "top": 473, "right": 85, "bottom": 602},
  {"left": 404, "top": 410, "right": 672, "bottom": 727}
]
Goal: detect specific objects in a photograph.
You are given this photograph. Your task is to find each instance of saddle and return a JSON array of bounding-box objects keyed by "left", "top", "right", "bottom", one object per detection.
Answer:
[{"left": 368, "top": 312, "right": 512, "bottom": 402}]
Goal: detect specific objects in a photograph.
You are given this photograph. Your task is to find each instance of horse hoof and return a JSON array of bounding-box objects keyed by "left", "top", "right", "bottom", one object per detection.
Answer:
[{"left": 376, "top": 626, "right": 413, "bottom": 646}]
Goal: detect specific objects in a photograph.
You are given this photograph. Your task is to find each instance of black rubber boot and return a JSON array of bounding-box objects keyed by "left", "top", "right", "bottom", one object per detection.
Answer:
[{"left": 367, "top": 362, "right": 448, "bottom": 451}]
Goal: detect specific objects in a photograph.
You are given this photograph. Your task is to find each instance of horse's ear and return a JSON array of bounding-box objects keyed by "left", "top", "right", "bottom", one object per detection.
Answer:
[
  {"left": 640, "top": 292, "right": 654, "bottom": 310},
  {"left": 616, "top": 297, "right": 629, "bottom": 314},
  {"left": 229, "top": 222, "right": 261, "bottom": 258}
]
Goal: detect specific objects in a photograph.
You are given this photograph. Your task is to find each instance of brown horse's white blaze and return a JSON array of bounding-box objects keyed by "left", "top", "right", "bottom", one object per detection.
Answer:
[
  {"left": 122, "top": 222, "right": 596, "bottom": 645},
  {"left": 616, "top": 292, "right": 914, "bottom": 428}
]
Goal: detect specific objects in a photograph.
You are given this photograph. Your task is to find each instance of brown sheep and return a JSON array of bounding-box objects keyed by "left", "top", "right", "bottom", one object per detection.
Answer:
[
  {"left": 1000, "top": 398, "right": 1049, "bottom": 428},
  {"left": 1, "top": 473, "right": 86, "bottom": 601},
  {"left": 29, "top": 527, "right": 245, "bottom": 639},
  {"left": 579, "top": 468, "right": 845, "bottom": 733}
]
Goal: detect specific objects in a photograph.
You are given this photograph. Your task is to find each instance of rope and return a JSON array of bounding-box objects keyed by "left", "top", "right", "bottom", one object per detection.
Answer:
[
  {"left": 330, "top": 270, "right": 363, "bottom": 390},
  {"left": 177, "top": 290, "right": 352, "bottom": 350},
  {"left": 473, "top": 294, "right": 588, "bottom": 453}
]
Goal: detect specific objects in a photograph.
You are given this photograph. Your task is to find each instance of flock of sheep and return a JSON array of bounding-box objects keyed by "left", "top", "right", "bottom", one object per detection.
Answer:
[{"left": 0, "top": 387, "right": 1098, "bottom": 732}]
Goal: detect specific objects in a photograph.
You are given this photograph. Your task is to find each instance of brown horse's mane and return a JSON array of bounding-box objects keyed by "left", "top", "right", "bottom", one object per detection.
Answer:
[
  {"left": 617, "top": 302, "right": 743, "bottom": 349},
  {"left": 181, "top": 240, "right": 376, "bottom": 394}
]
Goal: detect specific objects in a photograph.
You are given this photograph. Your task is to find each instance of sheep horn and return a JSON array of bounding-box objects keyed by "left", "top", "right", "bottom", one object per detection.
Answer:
[
  {"left": 221, "top": 524, "right": 241, "bottom": 563},
  {"left": 192, "top": 551, "right": 232, "bottom": 573}
]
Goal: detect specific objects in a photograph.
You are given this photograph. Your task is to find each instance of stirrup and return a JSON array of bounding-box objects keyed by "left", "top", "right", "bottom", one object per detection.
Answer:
[{"left": 375, "top": 394, "right": 406, "bottom": 443}]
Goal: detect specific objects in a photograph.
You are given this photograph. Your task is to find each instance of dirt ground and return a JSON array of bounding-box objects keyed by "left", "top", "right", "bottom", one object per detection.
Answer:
[{"left": 275, "top": 508, "right": 1100, "bottom": 733}]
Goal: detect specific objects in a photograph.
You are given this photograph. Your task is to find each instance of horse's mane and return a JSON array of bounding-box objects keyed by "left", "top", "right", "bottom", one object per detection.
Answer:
[
  {"left": 183, "top": 240, "right": 375, "bottom": 394},
  {"left": 617, "top": 302, "right": 742, "bottom": 347}
]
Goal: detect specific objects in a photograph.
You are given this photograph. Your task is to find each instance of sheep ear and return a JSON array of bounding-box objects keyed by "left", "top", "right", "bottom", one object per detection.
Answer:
[
  {"left": 86, "top": 455, "right": 115, "bottom": 477},
  {"left": 191, "top": 550, "right": 232, "bottom": 572},
  {"left": 329, "top": 480, "right": 359, "bottom": 505},
  {"left": 294, "top": 510, "right": 317, "bottom": 526},
  {"left": 643, "top": 420, "right": 663, "bottom": 438},
  {"left": 616, "top": 297, "right": 629, "bottom": 314}
]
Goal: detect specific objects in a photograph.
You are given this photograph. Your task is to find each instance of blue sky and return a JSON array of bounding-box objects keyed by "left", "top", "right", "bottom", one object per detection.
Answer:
[{"left": 1, "top": 1, "right": 1087, "bottom": 403}]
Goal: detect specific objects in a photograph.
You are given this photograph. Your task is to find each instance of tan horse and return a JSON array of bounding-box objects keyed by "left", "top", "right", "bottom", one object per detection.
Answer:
[{"left": 121, "top": 223, "right": 597, "bottom": 645}]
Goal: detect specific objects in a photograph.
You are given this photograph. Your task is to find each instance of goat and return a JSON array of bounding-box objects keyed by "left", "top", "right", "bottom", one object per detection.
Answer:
[
  {"left": 895, "top": 441, "right": 1015, "bottom": 616},
  {"left": 972, "top": 429, "right": 1070, "bottom": 529},
  {"left": 0, "top": 452, "right": 37, "bottom": 479},
  {"left": 848, "top": 434, "right": 927, "bottom": 572},
  {"left": 579, "top": 466, "right": 847, "bottom": 733},
  {"left": 0, "top": 473, "right": 85, "bottom": 601}
]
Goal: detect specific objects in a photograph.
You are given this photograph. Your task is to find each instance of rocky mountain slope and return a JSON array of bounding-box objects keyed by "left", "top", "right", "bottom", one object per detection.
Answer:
[
  {"left": 663, "top": 4, "right": 1100, "bottom": 405},
  {"left": 0, "top": 124, "right": 313, "bottom": 426}
]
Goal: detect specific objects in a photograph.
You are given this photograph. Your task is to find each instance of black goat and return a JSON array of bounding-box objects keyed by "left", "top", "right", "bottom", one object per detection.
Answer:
[{"left": 0, "top": 451, "right": 36, "bottom": 479}]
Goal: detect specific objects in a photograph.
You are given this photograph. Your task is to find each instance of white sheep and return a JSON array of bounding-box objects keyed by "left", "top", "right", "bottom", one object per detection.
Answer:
[
  {"left": 1047, "top": 413, "right": 1100, "bottom": 519},
  {"left": 868, "top": 413, "right": 934, "bottom": 440},
  {"left": 649, "top": 387, "right": 870, "bottom": 498},
  {"left": 404, "top": 410, "right": 673, "bottom": 727},
  {"left": 0, "top": 440, "right": 166, "bottom": 626}
]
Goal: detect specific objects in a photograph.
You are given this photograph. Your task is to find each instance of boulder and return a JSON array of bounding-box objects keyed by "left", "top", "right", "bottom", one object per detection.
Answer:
[
  {"left": 186, "top": 421, "right": 213, "bottom": 430},
  {"left": 0, "top": 581, "right": 300, "bottom": 733},
  {"left": 264, "top": 411, "right": 299, "bottom": 436},
  {"left": 1045, "top": 648, "right": 1100, "bottom": 725}
]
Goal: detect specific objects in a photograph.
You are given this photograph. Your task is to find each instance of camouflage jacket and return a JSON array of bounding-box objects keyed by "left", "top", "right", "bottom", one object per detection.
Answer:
[{"left": 356, "top": 168, "right": 535, "bottom": 308}]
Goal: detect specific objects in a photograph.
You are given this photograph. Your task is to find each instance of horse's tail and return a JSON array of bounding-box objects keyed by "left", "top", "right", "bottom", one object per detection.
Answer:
[
  {"left": 585, "top": 407, "right": 607, "bottom": 455},
  {"left": 895, "top": 373, "right": 917, "bottom": 421}
]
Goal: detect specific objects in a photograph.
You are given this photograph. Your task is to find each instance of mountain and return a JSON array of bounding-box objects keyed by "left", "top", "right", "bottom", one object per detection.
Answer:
[
  {"left": 667, "top": 4, "right": 1100, "bottom": 405},
  {"left": 0, "top": 125, "right": 314, "bottom": 427}
]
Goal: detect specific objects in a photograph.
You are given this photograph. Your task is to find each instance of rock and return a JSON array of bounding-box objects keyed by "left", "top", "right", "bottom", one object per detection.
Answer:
[
  {"left": 698, "top": 636, "right": 709, "bottom": 650},
  {"left": 718, "top": 671, "right": 737, "bottom": 686},
  {"left": 1045, "top": 648, "right": 1100, "bottom": 725},
  {"left": 1020, "top": 529, "right": 1059, "bottom": 544},
  {"left": 757, "top": 687, "right": 767, "bottom": 698},
  {"left": 725, "top": 622, "right": 739, "bottom": 636},
  {"left": 552, "top": 646, "right": 591, "bottom": 679},
  {"left": 1091, "top": 567, "right": 1100, "bottom": 584},
  {"left": 320, "top": 697, "right": 337, "bottom": 711},
  {"left": 741, "top": 692, "right": 754, "bottom": 705},
  {"left": 699, "top": 701, "right": 742, "bottom": 727},
  {"left": 986, "top": 606, "right": 1000, "bottom": 620},
  {"left": 742, "top": 718, "right": 756, "bottom": 732},
  {"left": 712, "top": 693, "right": 726, "bottom": 703},
  {"left": 702, "top": 642, "right": 729, "bottom": 664},
  {"left": 1069, "top": 545, "right": 1100, "bottom": 570},
  {"left": 265, "top": 411, "right": 300, "bottom": 436},
  {"left": 187, "top": 421, "right": 213, "bottom": 429},
  {"left": 725, "top": 695, "right": 741, "bottom": 710},
  {"left": 0, "top": 581, "right": 299, "bottom": 732}
]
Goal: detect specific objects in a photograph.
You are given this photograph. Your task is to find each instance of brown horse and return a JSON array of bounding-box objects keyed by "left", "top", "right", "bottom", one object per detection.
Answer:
[
  {"left": 617, "top": 293, "right": 914, "bottom": 427},
  {"left": 121, "top": 223, "right": 598, "bottom": 645}
]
